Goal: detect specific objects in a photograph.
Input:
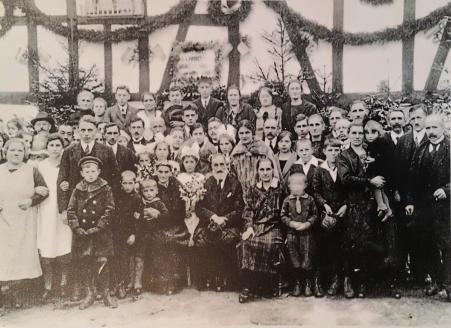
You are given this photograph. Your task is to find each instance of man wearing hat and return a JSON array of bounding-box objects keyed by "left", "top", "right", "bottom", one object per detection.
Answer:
[
  {"left": 66, "top": 155, "right": 117, "bottom": 309},
  {"left": 31, "top": 112, "right": 57, "bottom": 136}
]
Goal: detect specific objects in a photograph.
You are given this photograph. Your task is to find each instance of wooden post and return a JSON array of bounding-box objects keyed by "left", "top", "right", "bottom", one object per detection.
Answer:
[
  {"left": 332, "top": 0, "right": 344, "bottom": 93},
  {"left": 424, "top": 21, "right": 451, "bottom": 92},
  {"left": 104, "top": 23, "right": 113, "bottom": 96},
  {"left": 66, "top": 0, "right": 79, "bottom": 91},
  {"left": 402, "top": 0, "right": 415, "bottom": 94},
  {"left": 227, "top": 20, "right": 240, "bottom": 87},
  {"left": 27, "top": 15, "right": 39, "bottom": 93},
  {"left": 138, "top": 31, "right": 150, "bottom": 94},
  {"left": 138, "top": 0, "right": 149, "bottom": 95}
]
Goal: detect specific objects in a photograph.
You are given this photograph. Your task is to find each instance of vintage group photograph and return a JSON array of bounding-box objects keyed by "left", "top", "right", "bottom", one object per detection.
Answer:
[{"left": 0, "top": 0, "right": 450, "bottom": 326}]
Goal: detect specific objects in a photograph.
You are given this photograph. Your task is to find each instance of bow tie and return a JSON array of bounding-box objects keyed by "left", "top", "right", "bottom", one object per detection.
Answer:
[{"left": 133, "top": 139, "right": 143, "bottom": 145}]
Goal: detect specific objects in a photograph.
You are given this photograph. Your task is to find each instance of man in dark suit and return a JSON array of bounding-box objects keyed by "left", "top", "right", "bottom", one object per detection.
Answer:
[
  {"left": 126, "top": 117, "right": 148, "bottom": 154},
  {"left": 104, "top": 123, "right": 136, "bottom": 173},
  {"left": 196, "top": 153, "right": 244, "bottom": 291},
  {"left": 394, "top": 104, "right": 429, "bottom": 284},
  {"left": 58, "top": 116, "right": 119, "bottom": 213},
  {"left": 193, "top": 77, "right": 224, "bottom": 129},
  {"left": 263, "top": 118, "right": 279, "bottom": 153},
  {"left": 104, "top": 85, "right": 139, "bottom": 130},
  {"left": 406, "top": 114, "right": 451, "bottom": 300},
  {"left": 57, "top": 115, "right": 119, "bottom": 300}
]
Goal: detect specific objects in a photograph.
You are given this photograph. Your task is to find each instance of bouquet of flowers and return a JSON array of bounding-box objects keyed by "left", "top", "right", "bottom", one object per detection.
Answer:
[
  {"left": 179, "top": 174, "right": 206, "bottom": 215},
  {"left": 179, "top": 174, "right": 206, "bottom": 246}
]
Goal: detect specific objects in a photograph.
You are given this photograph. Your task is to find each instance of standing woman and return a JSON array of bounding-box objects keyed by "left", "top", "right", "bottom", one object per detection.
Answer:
[
  {"left": 255, "top": 87, "right": 282, "bottom": 140},
  {"left": 237, "top": 158, "right": 285, "bottom": 302},
  {"left": 217, "top": 85, "right": 256, "bottom": 130},
  {"left": 0, "top": 138, "right": 49, "bottom": 308},
  {"left": 37, "top": 134, "right": 73, "bottom": 301},
  {"left": 137, "top": 92, "right": 162, "bottom": 140},
  {"left": 230, "top": 120, "right": 280, "bottom": 192}
]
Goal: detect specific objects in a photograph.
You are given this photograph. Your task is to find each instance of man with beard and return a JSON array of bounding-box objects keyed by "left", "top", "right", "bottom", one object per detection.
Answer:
[
  {"left": 394, "top": 104, "right": 429, "bottom": 284},
  {"left": 31, "top": 112, "right": 57, "bottom": 136},
  {"left": 104, "top": 123, "right": 136, "bottom": 174},
  {"left": 263, "top": 118, "right": 279, "bottom": 153},
  {"left": 58, "top": 124, "right": 74, "bottom": 148},
  {"left": 406, "top": 114, "right": 450, "bottom": 300},
  {"left": 196, "top": 154, "right": 244, "bottom": 291},
  {"left": 383, "top": 110, "right": 407, "bottom": 147},
  {"left": 127, "top": 117, "right": 148, "bottom": 154},
  {"left": 337, "top": 123, "right": 385, "bottom": 298}
]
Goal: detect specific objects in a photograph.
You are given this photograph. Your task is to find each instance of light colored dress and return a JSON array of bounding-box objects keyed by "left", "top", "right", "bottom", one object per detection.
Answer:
[
  {"left": 37, "top": 159, "right": 73, "bottom": 258},
  {"left": 0, "top": 164, "right": 43, "bottom": 281}
]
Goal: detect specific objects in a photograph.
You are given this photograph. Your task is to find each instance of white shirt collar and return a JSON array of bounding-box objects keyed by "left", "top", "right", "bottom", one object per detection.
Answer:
[
  {"left": 295, "top": 156, "right": 319, "bottom": 175},
  {"left": 202, "top": 97, "right": 210, "bottom": 107},
  {"left": 390, "top": 130, "right": 404, "bottom": 144},
  {"left": 80, "top": 141, "right": 95, "bottom": 153},
  {"left": 413, "top": 129, "right": 426, "bottom": 143},
  {"left": 320, "top": 160, "right": 338, "bottom": 182},
  {"left": 110, "top": 143, "right": 118, "bottom": 155}
]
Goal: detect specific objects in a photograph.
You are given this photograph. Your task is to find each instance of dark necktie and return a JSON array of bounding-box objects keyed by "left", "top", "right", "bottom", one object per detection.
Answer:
[
  {"left": 217, "top": 179, "right": 223, "bottom": 190},
  {"left": 83, "top": 145, "right": 90, "bottom": 155},
  {"left": 430, "top": 143, "right": 439, "bottom": 153}
]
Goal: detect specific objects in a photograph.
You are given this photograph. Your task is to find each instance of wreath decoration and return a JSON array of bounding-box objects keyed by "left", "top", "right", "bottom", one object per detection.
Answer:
[
  {"left": 207, "top": 0, "right": 252, "bottom": 25},
  {"left": 169, "top": 40, "right": 223, "bottom": 82},
  {"left": 360, "top": 0, "right": 394, "bottom": 6}
]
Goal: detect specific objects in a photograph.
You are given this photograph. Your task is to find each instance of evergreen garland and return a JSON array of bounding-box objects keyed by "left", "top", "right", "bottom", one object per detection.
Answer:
[
  {"left": 264, "top": 0, "right": 451, "bottom": 46},
  {"left": 360, "top": 0, "right": 394, "bottom": 6},
  {"left": 206, "top": 0, "right": 252, "bottom": 25}
]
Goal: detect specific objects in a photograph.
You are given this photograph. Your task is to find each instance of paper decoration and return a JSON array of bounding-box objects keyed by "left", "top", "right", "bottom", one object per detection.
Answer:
[
  {"left": 15, "top": 47, "right": 28, "bottom": 65},
  {"left": 222, "top": 42, "right": 233, "bottom": 57},
  {"left": 237, "top": 41, "right": 250, "bottom": 55},
  {"left": 151, "top": 44, "right": 166, "bottom": 61}
]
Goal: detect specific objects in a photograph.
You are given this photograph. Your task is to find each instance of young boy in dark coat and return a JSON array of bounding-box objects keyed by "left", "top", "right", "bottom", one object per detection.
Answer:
[
  {"left": 67, "top": 156, "right": 117, "bottom": 310},
  {"left": 112, "top": 170, "right": 144, "bottom": 298},
  {"left": 312, "top": 138, "right": 347, "bottom": 296},
  {"left": 288, "top": 138, "right": 320, "bottom": 195},
  {"left": 281, "top": 173, "right": 318, "bottom": 297},
  {"left": 136, "top": 178, "right": 169, "bottom": 292}
]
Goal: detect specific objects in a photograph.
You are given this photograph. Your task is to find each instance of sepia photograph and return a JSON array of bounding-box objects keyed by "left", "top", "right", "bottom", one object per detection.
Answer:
[{"left": 0, "top": 0, "right": 450, "bottom": 327}]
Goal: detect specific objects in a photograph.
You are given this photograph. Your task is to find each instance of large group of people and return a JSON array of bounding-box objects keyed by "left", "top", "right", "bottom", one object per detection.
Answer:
[{"left": 0, "top": 76, "right": 450, "bottom": 312}]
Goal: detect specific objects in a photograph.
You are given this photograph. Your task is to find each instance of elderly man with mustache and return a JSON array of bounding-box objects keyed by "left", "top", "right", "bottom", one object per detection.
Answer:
[
  {"left": 196, "top": 153, "right": 244, "bottom": 292},
  {"left": 406, "top": 114, "right": 451, "bottom": 301}
]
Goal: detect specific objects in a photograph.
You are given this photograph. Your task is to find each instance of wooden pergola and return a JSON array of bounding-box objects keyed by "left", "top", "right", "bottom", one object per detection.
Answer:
[{"left": 0, "top": 0, "right": 449, "bottom": 104}]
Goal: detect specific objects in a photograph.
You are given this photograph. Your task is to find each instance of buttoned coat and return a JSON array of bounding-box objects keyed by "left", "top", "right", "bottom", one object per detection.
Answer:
[
  {"left": 57, "top": 142, "right": 119, "bottom": 213},
  {"left": 67, "top": 178, "right": 115, "bottom": 257},
  {"left": 193, "top": 97, "right": 224, "bottom": 129}
]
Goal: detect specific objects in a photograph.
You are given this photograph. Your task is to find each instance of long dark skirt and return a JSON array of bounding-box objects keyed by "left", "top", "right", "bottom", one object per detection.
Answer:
[
  {"left": 237, "top": 228, "right": 284, "bottom": 275},
  {"left": 145, "top": 225, "right": 190, "bottom": 292}
]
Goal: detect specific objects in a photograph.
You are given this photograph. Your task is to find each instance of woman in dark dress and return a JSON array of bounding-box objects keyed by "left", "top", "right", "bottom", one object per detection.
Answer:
[
  {"left": 237, "top": 158, "right": 285, "bottom": 303},
  {"left": 149, "top": 161, "right": 190, "bottom": 295}
]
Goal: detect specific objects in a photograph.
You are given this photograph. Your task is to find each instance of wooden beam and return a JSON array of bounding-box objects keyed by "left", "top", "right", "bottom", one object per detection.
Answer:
[
  {"left": 332, "top": 0, "right": 344, "bottom": 93},
  {"left": 158, "top": 23, "right": 191, "bottom": 93},
  {"left": 66, "top": 0, "right": 79, "bottom": 90},
  {"left": 283, "top": 24, "right": 322, "bottom": 95},
  {"left": 402, "top": 0, "right": 415, "bottom": 94},
  {"left": 138, "top": 0, "right": 150, "bottom": 95},
  {"left": 424, "top": 22, "right": 451, "bottom": 92},
  {"left": 27, "top": 15, "right": 39, "bottom": 93},
  {"left": 227, "top": 20, "right": 240, "bottom": 87},
  {"left": 104, "top": 23, "right": 113, "bottom": 95}
]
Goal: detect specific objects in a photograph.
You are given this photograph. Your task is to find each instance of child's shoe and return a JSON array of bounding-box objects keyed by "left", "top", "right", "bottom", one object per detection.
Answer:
[{"left": 304, "top": 279, "right": 313, "bottom": 297}]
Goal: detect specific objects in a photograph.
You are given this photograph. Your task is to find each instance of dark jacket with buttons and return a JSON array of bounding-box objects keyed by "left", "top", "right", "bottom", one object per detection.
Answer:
[{"left": 67, "top": 178, "right": 115, "bottom": 257}]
